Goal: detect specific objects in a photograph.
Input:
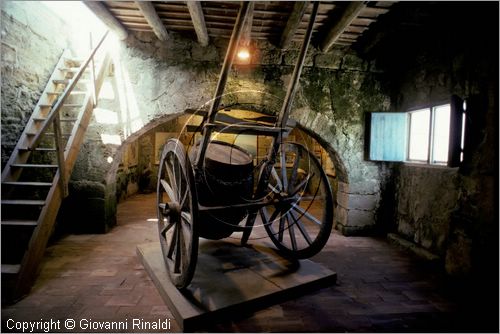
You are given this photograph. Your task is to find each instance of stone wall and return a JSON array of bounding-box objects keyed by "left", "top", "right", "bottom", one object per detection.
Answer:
[
  {"left": 373, "top": 3, "right": 498, "bottom": 277},
  {"left": 94, "top": 31, "right": 391, "bottom": 235},
  {"left": 1, "top": 1, "right": 69, "bottom": 167},
  {"left": 395, "top": 165, "right": 459, "bottom": 255},
  {"left": 1, "top": 3, "right": 392, "bottom": 235}
]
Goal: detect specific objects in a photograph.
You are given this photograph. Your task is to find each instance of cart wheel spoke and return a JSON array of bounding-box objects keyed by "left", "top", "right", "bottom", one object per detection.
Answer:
[
  {"left": 278, "top": 215, "right": 285, "bottom": 242},
  {"left": 287, "top": 214, "right": 298, "bottom": 251},
  {"left": 174, "top": 224, "right": 183, "bottom": 273},
  {"left": 269, "top": 206, "right": 281, "bottom": 223},
  {"left": 268, "top": 183, "right": 280, "bottom": 194},
  {"left": 292, "top": 203, "right": 322, "bottom": 226},
  {"left": 180, "top": 186, "right": 189, "bottom": 208},
  {"left": 289, "top": 211, "right": 312, "bottom": 246},
  {"left": 181, "top": 211, "right": 192, "bottom": 224},
  {"left": 180, "top": 216, "right": 192, "bottom": 243},
  {"left": 271, "top": 167, "right": 283, "bottom": 191},
  {"left": 175, "top": 160, "right": 184, "bottom": 202},
  {"left": 167, "top": 223, "right": 178, "bottom": 259},
  {"left": 288, "top": 149, "right": 301, "bottom": 193},
  {"left": 166, "top": 161, "right": 178, "bottom": 202},
  {"left": 160, "top": 220, "right": 175, "bottom": 236},
  {"left": 160, "top": 179, "right": 176, "bottom": 201},
  {"left": 299, "top": 195, "right": 325, "bottom": 201},
  {"left": 280, "top": 148, "right": 288, "bottom": 191},
  {"left": 259, "top": 208, "right": 270, "bottom": 227},
  {"left": 290, "top": 172, "right": 314, "bottom": 197}
]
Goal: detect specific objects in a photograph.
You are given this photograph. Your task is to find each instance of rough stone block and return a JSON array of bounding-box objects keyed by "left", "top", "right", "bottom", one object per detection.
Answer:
[
  {"left": 282, "top": 49, "right": 314, "bottom": 67},
  {"left": 251, "top": 40, "right": 282, "bottom": 65},
  {"left": 191, "top": 43, "right": 219, "bottom": 62},
  {"left": 314, "top": 50, "right": 342, "bottom": 69},
  {"left": 337, "top": 190, "right": 349, "bottom": 208},
  {"left": 348, "top": 194, "right": 379, "bottom": 211},
  {"left": 445, "top": 229, "right": 472, "bottom": 276},
  {"left": 342, "top": 53, "right": 368, "bottom": 71},
  {"left": 70, "top": 180, "right": 105, "bottom": 198},
  {"left": 368, "top": 59, "right": 385, "bottom": 73},
  {"left": 1, "top": 45, "right": 16, "bottom": 64},
  {"left": 337, "top": 181, "right": 349, "bottom": 194},
  {"left": 335, "top": 205, "right": 348, "bottom": 229},
  {"left": 347, "top": 209, "right": 375, "bottom": 228},
  {"left": 349, "top": 180, "right": 380, "bottom": 195},
  {"left": 259, "top": 48, "right": 282, "bottom": 65}
]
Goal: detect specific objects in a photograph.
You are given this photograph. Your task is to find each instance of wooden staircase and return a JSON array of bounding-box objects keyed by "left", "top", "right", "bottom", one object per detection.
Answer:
[{"left": 1, "top": 32, "right": 111, "bottom": 302}]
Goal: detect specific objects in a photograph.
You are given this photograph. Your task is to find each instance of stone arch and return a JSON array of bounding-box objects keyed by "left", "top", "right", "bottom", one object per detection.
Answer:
[
  {"left": 292, "top": 116, "right": 350, "bottom": 231},
  {"left": 104, "top": 112, "right": 184, "bottom": 204},
  {"left": 106, "top": 105, "right": 350, "bottom": 231}
]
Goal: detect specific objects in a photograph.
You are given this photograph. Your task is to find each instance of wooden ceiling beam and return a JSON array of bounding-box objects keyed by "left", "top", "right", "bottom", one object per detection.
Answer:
[
  {"left": 186, "top": 1, "right": 210, "bottom": 46},
  {"left": 84, "top": 2, "right": 128, "bottom": 40},
  {"left": 279, "top": 1, "right": 308, "bottom": 49},
  {"left": 241, "top": 2, "right": 254, "bottom": 46},
  {"left": 320, "top": 1, "right": 367, "bottom": 52},
  {"left": 135, "top": 1, "right": 169, "bottom": 41}
]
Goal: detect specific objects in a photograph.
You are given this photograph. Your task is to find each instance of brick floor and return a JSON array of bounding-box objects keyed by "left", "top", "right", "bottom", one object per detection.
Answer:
[{"left": 2, "top": 193, "right": 498, "bottom": 332}]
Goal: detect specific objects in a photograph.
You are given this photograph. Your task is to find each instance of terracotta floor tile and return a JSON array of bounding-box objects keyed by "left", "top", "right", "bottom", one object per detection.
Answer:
[{"left": 2, "top": 193, "right": 497, "bottom": 332}]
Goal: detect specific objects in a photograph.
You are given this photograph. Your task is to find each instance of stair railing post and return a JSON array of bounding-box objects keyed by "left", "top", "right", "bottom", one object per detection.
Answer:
[
  {"left": 53, "top": 114, "right": 68, "bottom": 198},
  {"left": 89, "top": 32, "right": 97, "bottom": 107}
]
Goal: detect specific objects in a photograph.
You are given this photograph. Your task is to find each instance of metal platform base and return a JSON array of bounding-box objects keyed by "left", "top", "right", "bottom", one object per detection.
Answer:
[{"left": 137, "top": 239, "right": 337, "bottom": 332}]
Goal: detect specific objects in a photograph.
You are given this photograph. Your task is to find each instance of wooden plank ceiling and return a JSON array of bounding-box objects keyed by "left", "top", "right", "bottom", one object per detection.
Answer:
[{"left": 91, "top": 1, "right": 394, "bottom": 51}]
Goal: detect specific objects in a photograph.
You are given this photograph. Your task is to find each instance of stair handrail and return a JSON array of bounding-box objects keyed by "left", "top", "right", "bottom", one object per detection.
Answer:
[{"left": 29, "top": 30, "right": 109, "bottom": 151}]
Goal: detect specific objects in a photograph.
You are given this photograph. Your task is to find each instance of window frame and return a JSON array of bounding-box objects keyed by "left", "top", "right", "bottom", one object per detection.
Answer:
[
  {"left": 406, "top": 107, "right": 432, "bottom": 163},
  {"left": 366, "top": 95, "right": 465, "bottom": 167},
  {"left": 406, "top": 101, "right": 451, "bottom": 166}
]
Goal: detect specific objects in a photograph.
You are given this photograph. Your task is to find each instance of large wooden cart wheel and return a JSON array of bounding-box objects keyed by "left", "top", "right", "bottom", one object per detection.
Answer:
[
  {"left": 261, "top": 142, "right": 333, "bottom": 259},
  {"left": 157, "top": 139, "right": 198, "bottom": 289}
]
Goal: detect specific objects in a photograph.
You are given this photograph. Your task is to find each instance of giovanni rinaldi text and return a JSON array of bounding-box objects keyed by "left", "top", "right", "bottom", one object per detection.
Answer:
[{"left": 6, "top": 318, "right": 172, "bottom": 332}]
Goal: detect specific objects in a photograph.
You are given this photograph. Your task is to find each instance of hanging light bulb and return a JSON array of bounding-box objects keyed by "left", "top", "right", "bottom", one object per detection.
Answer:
[{"left": 237, "top": 47, "right": 250, "bottom": 61}]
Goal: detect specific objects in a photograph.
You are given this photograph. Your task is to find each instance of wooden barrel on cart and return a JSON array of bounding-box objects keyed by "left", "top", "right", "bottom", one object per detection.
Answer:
[{"left": 190, "top": 140, "right": 254, "bottom": 240}]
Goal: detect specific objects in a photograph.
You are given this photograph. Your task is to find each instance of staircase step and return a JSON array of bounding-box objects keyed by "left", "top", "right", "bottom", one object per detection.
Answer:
[
  {"left": 2, "top": 264, "right": 21, "bottom": 274},
  {"left": 58, "top": 67, "right": 90, "bottom": 72},
  {"left": 18, "top": 147, "right": 56, "bottom": 152},
  {"left": 10, "top": 164, "right": 58, "bottom": 168},
  {"left": 65, "top": 57, "right": 83, "bottom": 63},
  {"left": 53, "top": 79, "right": 69, "bottom": 85},
  {"left": 46, "top": 133, "right": 71, "bottom": 138},
  {"left": 53, "top": 79, "right": 90, "bottom": 85},
  {"left": 1, "top": 199, "right": 45, "bottom": 206},
  {"left": 1, "top": 220, "right": 38, "bottom": 226},
  {"left": 2, "top": 181, "right": 53, "bottom": 187},
  {"left": 61, "top": 118, "right": 78, "bottom": 122},
  {"left": 33, "top": 117, "right": 78, "bottom": 123},
  {"left": 45, "top": 91, "right": 86, "bottom": 97},
  {"left": 38, "top": 102, "right": 83, "bottom": 109},
  {"left": 26, "top": 132, "right": 71, "bottom": 138}
]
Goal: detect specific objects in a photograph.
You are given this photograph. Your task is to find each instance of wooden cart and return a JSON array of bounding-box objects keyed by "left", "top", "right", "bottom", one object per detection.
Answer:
[{"left": 156, "top": 1, "right": 334, "bottom": 289}]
